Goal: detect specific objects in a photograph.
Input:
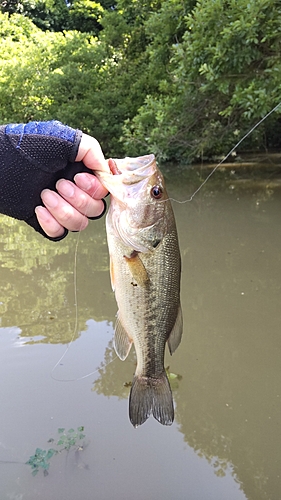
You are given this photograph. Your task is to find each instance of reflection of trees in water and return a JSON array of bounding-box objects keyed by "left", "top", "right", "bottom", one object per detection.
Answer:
[
  {"left": 172, "top": 190, "right": 281, "bottom": 500},
  {"left": 92, "top": 340, "right": 276, "bottom": 500},
  {"left": 0, "top": 215, "right": 113, "bottom": 343},
  {"left": 1, "top": 175, "right": 281, "bottom": 500},
  {"left": 92, "top": 338, "right": 246, "bottom": 491},
  {"left": 92, "top": 340, "right": 136, "bottom": 400},
  {"left": 91, "top": 330, "right": 276, "bottom": 500},
  {"left": 92, "top": 179, "right": 281, "bottom": 500},
  {"left": 91, "top": 315, "right": 278, "bottom": 499},
  {"left": 174, "top": 386, "right": 272, "bottom": 499}
]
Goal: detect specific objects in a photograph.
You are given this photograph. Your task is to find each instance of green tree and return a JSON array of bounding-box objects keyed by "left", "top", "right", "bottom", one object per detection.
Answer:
[
  {"left": 0, "top": 0, "right": 19, "bottom": 14},
  {"left": 68, "top": 0, "right": 104, "bottom": 33},
  {"left": 122, "top": 0, "right": 281, "bottom": 161},
  {"left": 0, "top": 0, "right": 105, "bottom": 33},
  {"left": 0, "top": 13, "right": 104, "bottom": 124},
  {"left": 0, "top": 0, "right": 68, "bottom": 30},
  {"left": 1, "top": 0, "right": 281, "bottom": 161}
]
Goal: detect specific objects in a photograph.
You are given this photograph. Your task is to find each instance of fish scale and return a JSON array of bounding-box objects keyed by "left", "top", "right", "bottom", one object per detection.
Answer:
[{"left": 95, "top": 155, "right": 183, "bottom": 427}]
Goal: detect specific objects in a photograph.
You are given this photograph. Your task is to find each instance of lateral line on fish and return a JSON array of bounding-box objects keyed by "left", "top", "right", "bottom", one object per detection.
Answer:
[
  {"left": 51, "top": 100, "right": 281, "bottom": 381},
  {"left": 161, "top": 101, "right": 281, "bottom": 205}
]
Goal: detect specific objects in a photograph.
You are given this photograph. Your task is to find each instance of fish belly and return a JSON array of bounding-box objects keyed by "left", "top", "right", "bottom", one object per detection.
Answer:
[{"left": 108, "top": 229, "right": 181, "bottom": 427}]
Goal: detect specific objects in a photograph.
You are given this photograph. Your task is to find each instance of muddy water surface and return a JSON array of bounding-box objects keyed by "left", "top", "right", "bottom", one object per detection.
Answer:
[{"left": 0, "top": 162, "right": 280, "bottom": 500}]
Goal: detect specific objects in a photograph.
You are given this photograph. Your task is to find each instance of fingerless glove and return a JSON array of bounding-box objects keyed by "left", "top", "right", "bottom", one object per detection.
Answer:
[{"left": 0, "top": 121, "right": 94, "bottom": 240}]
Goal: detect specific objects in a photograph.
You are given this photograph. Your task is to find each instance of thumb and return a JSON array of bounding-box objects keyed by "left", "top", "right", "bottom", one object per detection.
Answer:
[{"left": 75, "top": 133, "right": 109, "bottom": 172}]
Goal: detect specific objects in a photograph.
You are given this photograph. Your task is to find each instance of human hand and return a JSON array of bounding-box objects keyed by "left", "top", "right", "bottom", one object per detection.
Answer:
[{"left": 35, "top": 134, "right": 110, "bottom": 239}]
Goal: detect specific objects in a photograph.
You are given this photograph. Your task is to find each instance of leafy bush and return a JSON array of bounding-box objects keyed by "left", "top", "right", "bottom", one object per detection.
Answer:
[{"left": 1, "top": 0, "right": 281, "bottom": 162}]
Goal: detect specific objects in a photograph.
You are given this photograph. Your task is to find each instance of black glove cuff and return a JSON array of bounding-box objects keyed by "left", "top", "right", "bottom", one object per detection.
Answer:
[
  {"left": 88, "top": 199, "right": 107, "bottom": 220},
  {"left": 26, "top": 213, "right": 69, "bottom": 241},
  {"left": 31, "top": 196, "right": 106, "bottom": 241},
  {"left": 47, "top": 228, "right": 69, "bottom": 242}
]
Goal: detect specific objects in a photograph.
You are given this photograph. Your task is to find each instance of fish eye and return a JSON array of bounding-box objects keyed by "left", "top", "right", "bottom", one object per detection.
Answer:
[{"left": 151, "top": 185, "right": 163, "bottom": 199}]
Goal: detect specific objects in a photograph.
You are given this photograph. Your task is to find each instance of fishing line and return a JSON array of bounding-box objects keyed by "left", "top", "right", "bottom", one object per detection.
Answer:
[
  {"left": 51, "top": 101, "right": 281, "bottom": 380},
  {"left": 50, "top": 229, "right": 83, "bottom": 381},
  {"left": 50, "top": 195, "right": 117, "bottom": 382},
  {"left": 166, "top": 101, "right": 281, "bottom": 204}
]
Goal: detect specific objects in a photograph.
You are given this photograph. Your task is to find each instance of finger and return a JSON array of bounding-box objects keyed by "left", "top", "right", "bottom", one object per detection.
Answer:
[
  {"left": 75, "top": 134, "right": 110, "bottom": 172},
  {"left": 40, "top": 189, "right": 89, "bottom": 232},
  {"left": 74, "top": 172, "right": 108, "bottom": 199},
  {"left": 56, "top": 179, "right": 106, "bottom": 218},
  {"left": 35, "top": 205, "right": 66, "bottom": 239}
]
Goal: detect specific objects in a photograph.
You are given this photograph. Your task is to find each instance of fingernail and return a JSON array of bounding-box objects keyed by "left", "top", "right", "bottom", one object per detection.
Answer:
[
  {"left": 88, "top": 199, "right": 107, "bottom": 220},
  {"left": 41, "top": 190, "right": 58, "bottom": 208},
  {"left": 57, "top": 180, "right": 75, "bottom": 197},
  {"left": 35, "top": 206, "right": 48, "bottom": 221},
  {"left": 74, "top": 173, "right": 93, "bottom": 191}
]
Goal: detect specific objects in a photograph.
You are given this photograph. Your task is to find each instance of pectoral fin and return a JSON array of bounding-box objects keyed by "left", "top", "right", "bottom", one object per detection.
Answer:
[
  {"left": 124, "top": 252, "right": 149, "bottom": 287},
  {"left": 114, "top": 314, "right": 133, "bottom": 360},
  {"left": 167, "top": 304, "right": 183, "bottom": 355}
]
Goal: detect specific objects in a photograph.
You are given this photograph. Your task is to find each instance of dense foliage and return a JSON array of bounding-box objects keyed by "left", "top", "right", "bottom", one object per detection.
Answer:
[{"left": 0, "top": 0, "right": 281, "bottom": 162}]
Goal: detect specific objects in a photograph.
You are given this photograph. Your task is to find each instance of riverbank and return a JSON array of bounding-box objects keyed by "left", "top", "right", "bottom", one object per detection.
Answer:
[{"left": 162, "top": 152, "right": 281, "bottom": 196}]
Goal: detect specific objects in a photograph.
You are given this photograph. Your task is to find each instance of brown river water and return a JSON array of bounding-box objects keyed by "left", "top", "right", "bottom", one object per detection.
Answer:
[{"left": 0, "top": 157, "right": 280, "bottom": 499}]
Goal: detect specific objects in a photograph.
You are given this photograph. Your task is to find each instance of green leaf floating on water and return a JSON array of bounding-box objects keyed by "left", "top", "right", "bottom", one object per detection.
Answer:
[
  {"left": 165, "top": 367, "right": 183, "bottom": 390},
  {"left": 26, "top": 426, "right": 86, "bottom": 476}
]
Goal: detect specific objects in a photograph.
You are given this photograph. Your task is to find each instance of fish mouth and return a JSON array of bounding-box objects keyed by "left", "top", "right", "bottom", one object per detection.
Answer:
[{"left": 96, "top": 154, "right": 157, "bottom": 198}]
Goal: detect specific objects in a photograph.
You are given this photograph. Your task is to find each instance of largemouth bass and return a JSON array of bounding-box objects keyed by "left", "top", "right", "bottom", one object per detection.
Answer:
[{"left": 95, "top": 154, "right": 182, "bottom": 427}]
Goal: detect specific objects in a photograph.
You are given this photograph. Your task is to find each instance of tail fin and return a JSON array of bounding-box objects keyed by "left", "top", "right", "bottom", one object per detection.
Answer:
[{"left": 129, "top": 372, "right": 174, "bottom": 427}]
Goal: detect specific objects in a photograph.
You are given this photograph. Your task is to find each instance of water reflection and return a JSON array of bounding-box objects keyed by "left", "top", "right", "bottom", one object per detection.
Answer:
[
  {"left": 0, "top": 163, "right": 281, "bottom": 499},
  {"left": 0, "top": 216, "right": 115, "bottom": 342},
  {"left": 173, "top": 175, "right": 281, "bottom": 500}
]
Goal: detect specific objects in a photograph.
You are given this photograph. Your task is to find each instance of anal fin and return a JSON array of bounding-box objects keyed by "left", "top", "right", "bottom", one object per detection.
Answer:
[
  {"left": 114, "top": 314, "right": 133, "bottom": 360},
  {"left": 167, "top": 304, "right": 183, "bottom": 355}
]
